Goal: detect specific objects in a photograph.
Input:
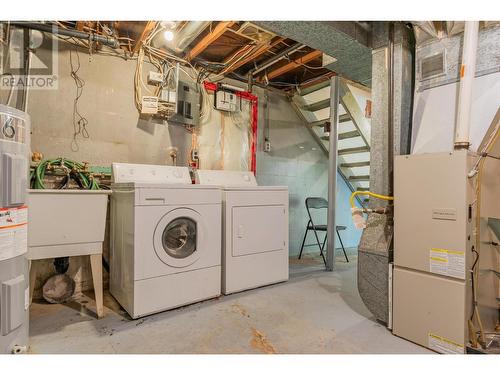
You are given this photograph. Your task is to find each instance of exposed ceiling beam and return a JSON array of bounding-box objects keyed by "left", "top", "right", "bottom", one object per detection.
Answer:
[
  {"left": 222, "top": 37, "right": 285, "bottom": 74},
  {"left": 132, "top": 21, "right": 157, "bottom": 55},
  {"left": 76, "top": 22, "right": 85, "bottom": 31},
  {"left": 186, "top": 21, "right": 236, "bottom": 61},
  {"left": 261, "top": 50, "right": 322, "bottom": 81}
]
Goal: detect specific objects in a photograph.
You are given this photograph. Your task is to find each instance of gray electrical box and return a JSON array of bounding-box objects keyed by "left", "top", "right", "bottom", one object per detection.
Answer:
[{"left": 169, "top": 79, "right": 200, "bottom": 126}]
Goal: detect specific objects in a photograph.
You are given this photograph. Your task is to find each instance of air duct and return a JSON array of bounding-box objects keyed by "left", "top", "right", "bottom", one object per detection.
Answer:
[
  {"left": 454, "top": 21, "right": 480, "bottom": 149},
  {"left": 153, "top": 21, "right": 210, "bottom": 54}
]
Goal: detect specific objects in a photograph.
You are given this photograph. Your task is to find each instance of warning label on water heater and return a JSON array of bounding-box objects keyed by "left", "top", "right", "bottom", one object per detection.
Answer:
[
  {"left": 0, "top": 205, "right": 28, "bottom": 261},
  {"left": 429, "top": 248, "right": 465, "bottom": 279},
  {"left": 428, "top": 333, "right": 464, "bottom": 354}
]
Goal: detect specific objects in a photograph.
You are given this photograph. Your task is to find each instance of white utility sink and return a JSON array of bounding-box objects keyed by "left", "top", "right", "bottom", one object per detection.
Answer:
[
  {"left": 28, "top": 189, "right": 110, "bottom": 254},
  {"left": 27, "top": 189, "right": 111, "bottom": 318}
]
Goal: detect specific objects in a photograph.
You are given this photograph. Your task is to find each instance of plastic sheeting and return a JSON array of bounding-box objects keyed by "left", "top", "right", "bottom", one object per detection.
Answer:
[{"left": 197, "top": 91, "right": 253, "bottom": 171}]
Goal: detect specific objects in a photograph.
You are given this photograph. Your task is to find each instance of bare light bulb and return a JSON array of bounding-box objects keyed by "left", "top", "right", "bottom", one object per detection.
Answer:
[{"left": 164, "top": 30, "right": 174, "bottom": 42}]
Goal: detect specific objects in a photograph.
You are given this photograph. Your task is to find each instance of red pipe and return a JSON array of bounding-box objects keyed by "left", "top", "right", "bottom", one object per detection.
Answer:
[{"left": 203, "top": 81, "right": 258, "bottom": 174}]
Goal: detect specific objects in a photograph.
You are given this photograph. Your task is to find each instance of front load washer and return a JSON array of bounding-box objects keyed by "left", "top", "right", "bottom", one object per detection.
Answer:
[
  {"left": 195, "top": 169, "right": 289, "bottom": 295},
  {"left": 110, "top": 163, "right": 221, "bottom": 318}
]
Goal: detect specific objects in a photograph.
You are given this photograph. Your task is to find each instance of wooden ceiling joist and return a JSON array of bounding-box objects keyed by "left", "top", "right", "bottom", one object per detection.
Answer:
[
  {"left": 261, "top": 50, "right": 322, "bottom": 81},
  {"left": 222, "top": 37, "right": 285, "bottom": 74},
  {"left": 186, "top": 21, "right": 236, "bottom": 61},
  {"left": 76, "top": 22, "right": 86, "bottom": 31},
  {"left": 132, "top": 21, "right": 157, "bottom": 55}
]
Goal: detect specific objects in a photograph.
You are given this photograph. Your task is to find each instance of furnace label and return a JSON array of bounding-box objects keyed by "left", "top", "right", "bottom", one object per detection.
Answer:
[{"left": 429, "top": 248, "right": 465, "bottom": 279}]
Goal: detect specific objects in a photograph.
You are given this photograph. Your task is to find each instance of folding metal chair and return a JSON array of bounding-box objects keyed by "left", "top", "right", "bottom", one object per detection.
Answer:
[{"left": 297, "top": 197, "right": 349, "bottom": 265}]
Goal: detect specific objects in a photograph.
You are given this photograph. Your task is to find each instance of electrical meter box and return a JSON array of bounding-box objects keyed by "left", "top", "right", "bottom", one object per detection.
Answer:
[{"left": 0, "top": 105, "right": 30, "bottom": 354}]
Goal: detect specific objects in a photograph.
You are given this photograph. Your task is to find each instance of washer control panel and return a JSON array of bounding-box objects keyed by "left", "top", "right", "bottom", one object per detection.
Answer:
[{"left": 112, "top": 163, "right": 191, "bottom": 184}]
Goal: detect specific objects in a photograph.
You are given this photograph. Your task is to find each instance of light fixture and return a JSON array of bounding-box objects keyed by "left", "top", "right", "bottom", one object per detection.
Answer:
[{"left": 164, "top": 30, "right": 174, "bottom": 42}]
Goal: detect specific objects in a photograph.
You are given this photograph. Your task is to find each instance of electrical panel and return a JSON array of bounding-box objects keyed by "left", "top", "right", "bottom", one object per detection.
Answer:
[
  {"left": 169, "top": 80, "right": 200, "bottom": 126},
  {"left": 215, "top": 89, "right": 239, "bottom": 112}
]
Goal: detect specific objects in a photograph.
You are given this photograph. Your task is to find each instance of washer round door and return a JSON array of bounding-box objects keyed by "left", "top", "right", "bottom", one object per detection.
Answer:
[{"left": 153, "top": 208, "right": 205, "bottom": 268}]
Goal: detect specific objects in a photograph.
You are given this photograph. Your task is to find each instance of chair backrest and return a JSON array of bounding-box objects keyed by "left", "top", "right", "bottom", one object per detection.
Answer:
[
  {"left": 305, "top": 197, "right": 328, "bottom": 210},
  {"left": 305, "top": 197, "right": 328, "bottom": 226}
]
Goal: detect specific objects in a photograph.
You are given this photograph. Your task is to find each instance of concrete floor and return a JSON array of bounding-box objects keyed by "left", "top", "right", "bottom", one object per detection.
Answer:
[{"left": 28, "top": 254, "right": 432, "bottom": 354}]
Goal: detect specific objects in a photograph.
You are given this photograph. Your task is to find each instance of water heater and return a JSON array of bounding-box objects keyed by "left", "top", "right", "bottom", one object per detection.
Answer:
[{"left": 0, "top": 104, "right": 30, "bottom": 354}]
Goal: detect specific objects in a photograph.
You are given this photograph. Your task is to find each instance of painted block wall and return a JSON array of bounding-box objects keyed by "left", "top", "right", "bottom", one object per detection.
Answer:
[{"left": 256, "top": 92, "right": 362, "bottom": 256}]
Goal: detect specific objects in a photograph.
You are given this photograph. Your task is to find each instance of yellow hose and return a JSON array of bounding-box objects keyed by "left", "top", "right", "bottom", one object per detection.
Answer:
[{"left": 349, "top": 190, "right": 394, "bottom": 208}]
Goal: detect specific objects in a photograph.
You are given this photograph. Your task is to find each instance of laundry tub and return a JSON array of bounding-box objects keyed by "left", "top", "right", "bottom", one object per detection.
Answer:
[
  {"left": 27, "top": 189, "right": 111, "bottom": 318},
  {"left": 27, "top": 189, "right": 110, "bottom": 253}
]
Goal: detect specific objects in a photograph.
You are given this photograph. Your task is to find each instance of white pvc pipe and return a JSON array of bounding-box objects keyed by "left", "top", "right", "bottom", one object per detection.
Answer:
[{"left": 454, "top": 21, "right": 480, "bottom": 149}]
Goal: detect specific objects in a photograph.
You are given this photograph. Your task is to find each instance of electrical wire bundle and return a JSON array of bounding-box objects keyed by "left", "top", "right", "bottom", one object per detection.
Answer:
[
  {"left": 30, "top": 158, "right": 100, "bottom": 190},
  {"left": 133, "top": 22, "right": 218, "bottom": 123}
]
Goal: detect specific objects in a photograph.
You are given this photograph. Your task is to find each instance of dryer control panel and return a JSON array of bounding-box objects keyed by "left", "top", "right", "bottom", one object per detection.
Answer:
[{"left": 195, "top": 169, "right": 257, "bottom": 187}]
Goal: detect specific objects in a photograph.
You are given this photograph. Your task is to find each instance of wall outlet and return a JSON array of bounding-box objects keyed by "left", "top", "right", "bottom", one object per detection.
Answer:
[
  {"left": 191, "top": 149, "right": 199, "bottom": 161},
  {"left": 264, "top": 140, "right": 271, "bottom": 153}
]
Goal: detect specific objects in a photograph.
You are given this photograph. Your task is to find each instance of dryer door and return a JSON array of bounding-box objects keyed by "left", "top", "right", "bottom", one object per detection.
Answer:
[{"left": 153, "top": 208, "right": 205, "bottom": 268}]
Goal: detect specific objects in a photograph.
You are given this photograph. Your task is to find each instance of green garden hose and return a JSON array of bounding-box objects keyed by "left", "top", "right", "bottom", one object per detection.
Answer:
[{"left": 30, "top": 157, "right": 100, "bottom": 190}]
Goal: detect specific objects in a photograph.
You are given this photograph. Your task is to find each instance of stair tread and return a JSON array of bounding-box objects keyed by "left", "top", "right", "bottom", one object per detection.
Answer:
[
  {"left": 302, "top": 98, "right": 330, "bottom": 112},
  {"left": 348, "top": 175, "right": 370, "bottom": 181},
  {"left": 297, "top": 80, "right": 331, "bottom": 96},
  {"left": 340, "top": 161, "right": 370, "bottom": 168},
  {"left": 338, "top": 146, "right": 370, "bottom": 155},
  {"left": 338, "top": 130, "right": 360, "bottom": 140}
]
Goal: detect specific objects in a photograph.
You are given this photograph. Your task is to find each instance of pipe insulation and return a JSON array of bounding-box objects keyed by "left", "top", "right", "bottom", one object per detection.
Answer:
[
  {"left": 9, "top": 22, "right": 119, "bottom": 48},
  {"left": 454, "top": 21, "right": 480, "bottom": 149}
]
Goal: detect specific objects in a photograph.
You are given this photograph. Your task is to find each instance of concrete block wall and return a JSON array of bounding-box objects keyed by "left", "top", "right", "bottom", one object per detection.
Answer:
[{"left": 256, "top": 92, "right": 361, "bottom": 256}]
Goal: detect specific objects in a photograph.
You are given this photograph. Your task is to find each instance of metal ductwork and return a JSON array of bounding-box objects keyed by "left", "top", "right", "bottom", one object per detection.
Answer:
[{"left": 152, "top": 21, "right": 210, "bottom": 54}]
